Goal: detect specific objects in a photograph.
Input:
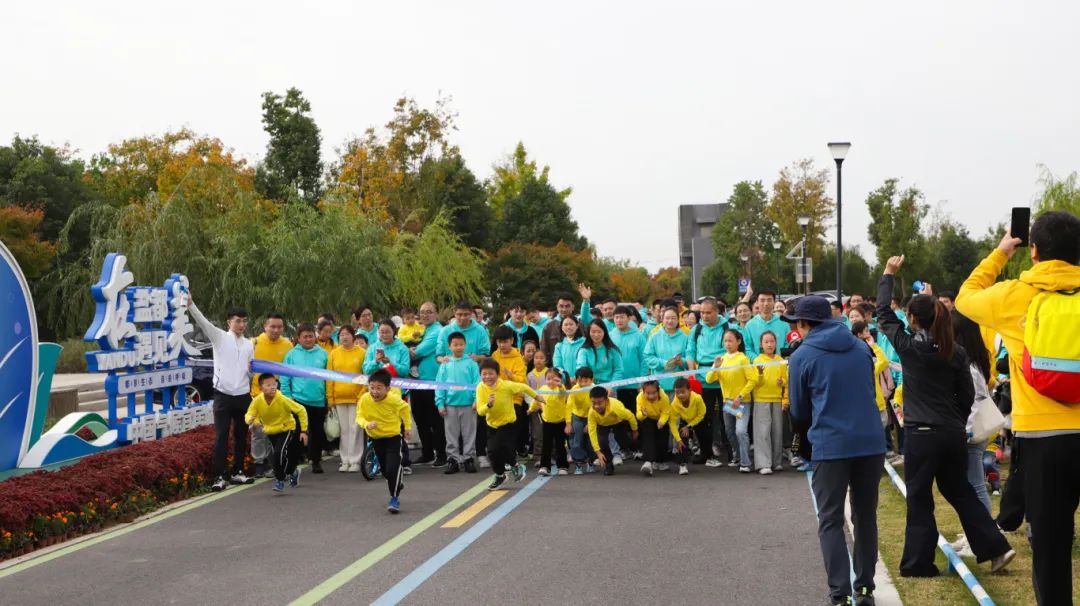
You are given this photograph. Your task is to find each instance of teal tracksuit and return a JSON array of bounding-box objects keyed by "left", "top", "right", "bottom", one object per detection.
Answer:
[
  {"left": 435, "top": 355, "right": 481, "bottom": 409},
  {"left": 363, "top": 338, "right": 412, "bottom": 377},
  {"left": 281, "top": 344, "right": 329, "bottom": 406},
  {"left": 553, "top": 336, "right": 586, "bottom": 381},
  {"left": 643, "top": 329, "right": 690, "bottom": 390},
  {"left": 611, "top": 327, "right": 646, "bottom": 387}
]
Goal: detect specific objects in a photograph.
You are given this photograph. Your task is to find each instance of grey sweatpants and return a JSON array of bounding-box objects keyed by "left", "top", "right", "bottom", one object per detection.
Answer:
[
  {"left": 753, "top": 402, "right": 784, "bottom": 470},
  {"left": 443, "top": 406, "right": 477, "bottom": 464}
]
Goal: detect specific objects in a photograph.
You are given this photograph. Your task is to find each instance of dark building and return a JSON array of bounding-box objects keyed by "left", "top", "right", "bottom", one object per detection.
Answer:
[{"left": 678, "top": 203, "right": 728, "bottom": 300}]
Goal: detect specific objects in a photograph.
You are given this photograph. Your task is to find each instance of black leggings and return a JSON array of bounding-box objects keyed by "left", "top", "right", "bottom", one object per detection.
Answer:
[
  {"left": 372, "top": 435, "right": 404, "bottom": 498},
  {"left": 638, "top": 418, "right": 668, "bottom": 463},
  {"left": 213, "top": 392, "right": 250, "bottom": 478},
  {"left": 268, "top": 430, "right": 301, "bottom": 481},
  {"left": 302, "top": 404, "right": 327, "bottom": 463},
  {"left": 540, "top": 421, "right": 569, "bottom": 469},
  {"left": 487, "top": 424, "right": 517, "bottom": 475}
]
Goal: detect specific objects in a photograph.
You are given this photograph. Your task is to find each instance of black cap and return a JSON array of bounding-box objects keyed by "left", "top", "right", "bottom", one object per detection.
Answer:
[{"left": 781, "top": 296, "right": 833, "bottom": 324}]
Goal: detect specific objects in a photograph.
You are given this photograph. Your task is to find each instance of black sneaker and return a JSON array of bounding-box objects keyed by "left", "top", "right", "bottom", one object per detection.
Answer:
[
  {"left": 854, "top": 587, "right": 875, "bottom": 606},
  {"left": 311, "top": 461, "right": 324, "bottom": 474},
  {"left": 432, "top": 456, "right": 447, "bottom": 468},
  {"left": 603, "top": 465, "right": 615, "bottom": 476},
  {"left": 487, "top": 474, "right": 507, "bottom": 490},
  {"left": 832, "top": 598, "right": 852, "bottom": 606},
  {"left": 444, "top": 459, "right": 460, "bottom": 475},
  {"left": 463, "top": 458, "right": 477, "bottom": 474},
  {"left": 210, "top": 477, "right": 228, "bottom": 492},
  {"left": 416, "top": 455, "right": 436, "bottom": 465}
]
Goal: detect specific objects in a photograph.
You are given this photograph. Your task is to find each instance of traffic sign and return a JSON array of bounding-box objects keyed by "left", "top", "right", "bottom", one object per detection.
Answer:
[
  {"left": 794, "top": 258, "right": 813, "bottom": 282},
  {"left": 737, "top": 277, "right": 750, "bottom": 294}
]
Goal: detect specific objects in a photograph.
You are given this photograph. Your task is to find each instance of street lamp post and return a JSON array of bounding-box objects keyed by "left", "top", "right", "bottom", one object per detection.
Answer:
[
  {"left": 828, "top": 142, "right": 851, "bottom": 303},
  {"left": 771, "top": 240, "right": 781, "bottom": 292},
  {"left": 797, "top": 215, "right": 811, "bottom": 295}
]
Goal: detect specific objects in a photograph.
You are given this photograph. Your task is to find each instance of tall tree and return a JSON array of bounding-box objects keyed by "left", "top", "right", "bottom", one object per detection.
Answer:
[
  {"left": 0, "top": 206, "right": 56, "bottom": 279},
  {"left": 258, "top": 87, "right": 323, "bottom": 203},
  {"left": 486, "top": 142, "right": 572, "bottom": 220},
  {"left": 815, "top": 246, "right": 877, "bottom": 299},
  {"left": 496, "top": 178, "right": 587, "bottom": 250},
  {"left": 415, "top": 154, "right": 493, "bottom": 250},
  {"left": 0, "top": 135, "right": 93, "bottom": 241},
  {"left": 767, "top": 159, "right": 833, "bottom": 262},
  {"left": 711, "top": 181, "right": 783, "bottom": 296},
  {"left": 865, "top": 178, "right": 928, "bottom": 291},
  {"left": 485, "top": 242, "right": 598, "bottom": 312}
]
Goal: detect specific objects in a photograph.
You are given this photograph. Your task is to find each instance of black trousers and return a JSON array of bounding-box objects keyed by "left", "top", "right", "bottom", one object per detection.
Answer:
[
  {"left": 638, "top": 418, "right": 668, "bottom": 463},
  {"left": 1016, "top": 434, "right": 1080, "bottom": 605},
  {"left": 268, "top": 430, "right": 301, "bottom": 482},
  {"left": 596, "top": 422, "right": 633, "bottom": 462},
  {"left": 616, "top": 389, "right": 638, "bottom": 413},
  {"left": 514, "top": 403, "right": 531, "bottom": 456},
  {"left": 540, "top": 421, "right": 569, "bottom": 469},
  {"left": 371, "top": 435, "right": 404, "bottom": 498},
  {"left": 996, "top": 438, "right": 1024, "bottom": 532},
  {"left": 213, "top": 392, "right": 250, "bottom": 478},
  {"left": 812, "top": 455, "right": 883, "bottom": 601},
  {"left": 302, "top": 404, "right": 327, "bottom": 463},
  {"left": 701, "top": 389, "right": 730, "bottom": 460},
  {"left": 673, "top": 422, "right": 706, "bottom": 464},
  {"left": 900, "top": 426, "right": 1011, "bottom": 575},
  {"left": 475, "top": 411, "right": 487, "bottom": 459},
  {"left": 410, "top": 390, "right": 445, "bottom": 460},
  {"left": 487, "top": 424, "right": 517, "bottom": 475}
]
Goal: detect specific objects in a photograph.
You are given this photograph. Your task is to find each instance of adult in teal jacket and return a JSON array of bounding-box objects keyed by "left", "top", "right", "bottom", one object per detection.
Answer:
[
  {"left": 363, "top": 320, "right": 412, "bottom": 379},
  {"left": 576, "top": 319, "right": 624, "bottom": 385},
  {"left": 410, "top": 301, "right": 445, "bottom": 463},
  {"left": 611, "top": 305, "right": 646, "bottom": 390},
  {"left": 643, "top": 307, "right": 690, "bottom": 391},
  {"left": 280, "top": 323, "right": 330, "bottom": 472},
  {"left": 553, "top": 315, "right": 586, "bottom": 384},
  {"left": 436, "top": 302, "right": 491, "bottom": 360},
  {"left": 684, "top": 298, "right": 728, "bottom": 465},
  {"left": 746, "top": 291, "right": 790, "bottom": 359}
]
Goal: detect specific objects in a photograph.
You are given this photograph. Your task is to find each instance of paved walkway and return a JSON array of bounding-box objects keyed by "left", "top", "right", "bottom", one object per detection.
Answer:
[{"left": 0, "top": 459, "right": 892, "bottom": 605}]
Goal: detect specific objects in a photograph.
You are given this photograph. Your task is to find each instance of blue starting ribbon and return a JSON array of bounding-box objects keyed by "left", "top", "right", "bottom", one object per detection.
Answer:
[{"left": 252, "top": 359, "right": 788, "bottom": 395}]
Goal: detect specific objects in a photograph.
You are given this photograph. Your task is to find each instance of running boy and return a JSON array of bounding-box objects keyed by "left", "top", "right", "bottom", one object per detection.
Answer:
[
  {"left": 476, "top": 359, "right": 545, "bottom": 490},
  {"left": 490, "top": 326, "right": 530, "bottom": 459},
  {"left": 356, "top": 369, "right": 412, "bottom": 513},
  {"left": 670, "top": 378, "right": 706, "bottom": 476},
  {"left": 245, "top": 373, "right": 309, "bottom": 493},
  {"left": 587, "top": 387, "right": 638, "bottom": 476}
]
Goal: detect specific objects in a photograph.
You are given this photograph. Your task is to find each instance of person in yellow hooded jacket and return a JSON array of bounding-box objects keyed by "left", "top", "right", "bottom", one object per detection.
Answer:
[
  {"left": 527, "top": 368, "right": 569, "bottom": 476},
  {"left": 750, "top": 331, "right": 788, "bottom": 475},
  {"left": 476, "top": 358, "right": 544, "bottom": 490},
  {"left": 356, "top": 369, "right": 412, "bottom": 514},
  {"left": 250, "top": 313, "right": 292, "bottom": 478},
  {"left": 705, "top": 330, "right": 756, "bottom": 472},
  {"left": 586, "top": 387, "right": 638, "bottom": 476},
  {"left": 245, "top": 373, "right": 308, "bottom": 493},
  {"left": 327, "top": 325, "right": 366, "bottom": 473},
  {"left": 669, "top": 378, "right": 705, "bottom": 475},
  {"left": 956, "top": 214, "right": 1080, "bottom": 603},
  {"left": 635, "top": 381, "right": 671, "bottom": 475}
]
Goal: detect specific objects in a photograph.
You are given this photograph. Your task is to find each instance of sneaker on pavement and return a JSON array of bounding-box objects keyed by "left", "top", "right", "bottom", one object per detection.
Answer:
[
  {"left": 515, "top": 463, "right": 528, "bottom": 482},
  {"left": 990, "top": 549, "right": 1016, "bottom": 573},
  {"left": 759, "top": 467, "right": 773, "bottom": 475},
  {"left": 478, "top": 456, "right": 491, "bottom": 469},
  {"left": 796, "top": 462, "right": 812, "bottom": 472},
  {"left": 992, "top": 490, "right": 1001, "bottom": 496},
  {"left": 488, "top": 474, "right": 507, "bottom": 490},
  {"left": 739, "top": 466, "right": 751, "bottom": 473},
  {"left": 585, "top": 464, "right": 598, "bottom": 473},
  {"left": 573, "top": 464, "right": 585, "bottom": 476},
  {"left": 230, "top": 473, "right": 254, "bottom": 485},
  {"left": 772, "top": 465, "right": 784, "bottom": 472},
  {"left": 402, "top": 466, "right": 413, "bottom": 476},
  {"left": 791, "top": 456, "right": 804, "bottom": 466},
  {"left": 657, "top": 462, "right": 671, "bottom": 472},
  {"left": 464, "top": 458, "right": 477, "bottom": 473},
  {"left": 272, "top": 480, "right": 285, "bottom": 493},
  {"left": 854, "top": 587, "right": 875, "bottom": 606},
  {"left": 290, "top": 467, "right": 301, "bottom": 488},
  {"left": 338, "top": 463, "right": 349, "bottom": 473},
  {"left": 641, "top": 461, "right": 654, "bottom": 476},
  {"left": 211, "top": 477, "right": 228, "bottom": 492},
  {"left": 832, "top": 598, "right": 852, "bottom": 606},
  {"left": 444, "top": 459, "right": 460, "bottom": 475},
  {"left": 613, "top": 455, "right": 624, "bottom": 466},
  {"left": 678, "top": 464, "right": 689, "bottom": 475},
  {"left": 347, "top": 463, "right": 361, "bottom": 473},
  {"left": 602, "top": 465, "right": 615, "bottom": 476},
  {"left": 557, "top": 468, "right": 569, "bottom": 476},
  {"left": 705, "top": 458, "right": 722, "bottom": 468},
  {"left": 727, "top": 461, "right": 740, "bottom": 468},
  {"left": 387, "top": 496, "right": 401, "bottom": 514},
  {"left": 416, "top": 455, "right": 435, "bottom": 465},
  {"left": 538, "top": 467, "right": 550, "bottom": 476},
  {"left": 311, "top": 461, "right": 324, "bottom": 474},
  {"left": 432, "top": 457, "right": 447, "bottom": 468}
]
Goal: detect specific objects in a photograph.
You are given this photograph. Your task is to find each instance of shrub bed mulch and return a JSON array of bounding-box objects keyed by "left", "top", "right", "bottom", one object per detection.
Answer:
[{"left": 0, "top": 426, "right": 250, "bottom": 561}]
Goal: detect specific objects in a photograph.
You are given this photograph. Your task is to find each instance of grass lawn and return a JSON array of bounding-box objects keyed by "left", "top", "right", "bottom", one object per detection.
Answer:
[{"left": 875, "top": 460, "right": 1080, "bottom": 605}]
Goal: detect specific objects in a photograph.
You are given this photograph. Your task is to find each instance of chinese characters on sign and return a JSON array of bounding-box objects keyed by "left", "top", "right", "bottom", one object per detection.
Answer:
[{"left": 85, "top": 253, "right": 209, "bottom": 442}]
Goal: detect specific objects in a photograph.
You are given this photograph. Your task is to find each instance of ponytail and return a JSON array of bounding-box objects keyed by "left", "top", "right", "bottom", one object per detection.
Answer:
[{"left": 909, "top": 295, "right": 955, "bottom": 360}]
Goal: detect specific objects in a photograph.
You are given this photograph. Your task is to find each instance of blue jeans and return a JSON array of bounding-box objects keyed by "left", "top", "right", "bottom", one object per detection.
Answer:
[
  {"left": 724, "top": 400, "right": 751, "bottom": 467},
  {"left": 569, "top": 415, "right": 595, "bottom": 464},
  {"left": 982, "top": 450, "right": 1001, "bottom": 492},
  {"left": 966, "top": 440, "right": 991, "bottom": 513}
]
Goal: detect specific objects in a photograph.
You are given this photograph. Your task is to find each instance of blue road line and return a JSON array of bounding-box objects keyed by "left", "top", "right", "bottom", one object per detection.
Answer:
[
  {"left": 804, "top": 469, "right": 858, "bottom": 594},
  {"left": 372, "top": 475, "right": 551, "bottom": 605}
]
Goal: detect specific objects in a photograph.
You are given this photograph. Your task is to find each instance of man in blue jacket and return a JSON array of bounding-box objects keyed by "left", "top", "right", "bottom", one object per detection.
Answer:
[{"left": 785, "top": 296, "right": 886, "bottom": 606}]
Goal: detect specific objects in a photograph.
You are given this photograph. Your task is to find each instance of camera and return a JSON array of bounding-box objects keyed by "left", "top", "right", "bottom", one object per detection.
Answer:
[{"left": 781, "top": 337, "right": 802, "bottom": 359}]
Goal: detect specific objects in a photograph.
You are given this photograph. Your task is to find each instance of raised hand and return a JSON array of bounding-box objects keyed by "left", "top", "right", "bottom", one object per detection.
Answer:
[
  {"left": 884, "top": 255, "right": 905, "bottom": 276},
  {"left": 997, "top": 230, "right": 1024, "bottom": 258},
  {"left": 578, "top": 283, "right": 592, "bottom": 301}
]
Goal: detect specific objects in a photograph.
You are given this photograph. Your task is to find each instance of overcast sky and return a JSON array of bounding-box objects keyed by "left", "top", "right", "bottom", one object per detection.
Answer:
[{"left": 5, "top": 1, "right": 1079, "bottom": 271}]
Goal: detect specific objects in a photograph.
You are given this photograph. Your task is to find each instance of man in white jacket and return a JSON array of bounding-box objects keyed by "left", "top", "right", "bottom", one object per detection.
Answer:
[{"left": 188, "top": 297, "right": 256, "bottom": 492}]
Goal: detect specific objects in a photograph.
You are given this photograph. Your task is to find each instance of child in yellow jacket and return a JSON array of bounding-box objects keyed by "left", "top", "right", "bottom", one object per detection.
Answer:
[
  {"left": 476, "top": 358, "right": 544, "bottom": 490},
  {"left": 245, "top": 373, "right": 309, "bottom": 492},
  {"left": 528, "top": 368, "right": 569, "bottom": 475},
  {"left": 564, "top": 367, "right": 597, "bottom": 474},
  {"left": 491, "top": 325, "right": 530, "bottom": 459},
  {"left": 670, "top": 378, "right": 706, "bottom": 475},
  {"left": 705, "top": 329, "right": 756, "bottom": 471},
  {"left": 635, "top": 380, "right": 671, "bottom": 475},
  {"left": 586, "top": 386, "right": 638, "bottom": 476},
  {"left": 356, "top": 369, "right": 412, "bottom": 513},
  {"left": 750, "top": 331, "right": 788, "bottom": 475}
]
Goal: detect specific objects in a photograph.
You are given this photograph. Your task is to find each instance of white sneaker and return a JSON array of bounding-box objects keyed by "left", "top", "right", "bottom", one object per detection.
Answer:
[
  {"left": 347, "top": 463, "right": 360, "bottom": 473},
  {"left": 704, "top": 458, "right": 722, "bottom": 468},
  {"left": 478, "top": 456, "right": 491, "bottom": 469},
  {"left": 739, "top": 466, "right": 751, "bottom": 473},
  {"left": 556, "top": 468, "right": 569, "bottom": 476},
  {"left": 949, "top": 534, "right": 975, "bottom": 558},
  {"left": 338, "top": 463, "right": 349, "bottom": 473},
  {"left": 633, "top": 450, "right": 644, "bottom": 460},
  {"left": 759, "top": 467, "right": 773, "bottom": 475},
  {"left": 678, "top": 464, "right": 689, "bottom": 475},
  {"left": 640, "top": 461, "right": 653, "bottom": 476},
  {"left": 990, "top": 549, "right": 1016, "bottom": 573},
  {"left": 992, "top": 490, "right": 1001, "bottom": 496},
  {"left": 613, "top": 455, "right": 624, "bottom": 466},
  {"left": 402, "top": 466, "right": 413, "bottom": 476},
  {"left": 537, "top": 467, "right": 550, "bottom": 477},
  {"left": 657, "top": 462, "right": 670, "bottom": 472},
  {"left": 773, "top": 465, "right": 784, "bottom": 472}
]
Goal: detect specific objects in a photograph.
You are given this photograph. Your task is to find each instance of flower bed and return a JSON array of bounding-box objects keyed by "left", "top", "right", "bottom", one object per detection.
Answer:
[{"left": 0, "top": 425, "right": 244, "bottom": 561}]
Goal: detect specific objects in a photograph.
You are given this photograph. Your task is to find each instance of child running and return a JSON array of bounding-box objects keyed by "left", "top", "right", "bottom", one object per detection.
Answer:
[
  {"left": 245, "top": 373, "right": 309, "bottom": 493},
  {"left": 669, "top": 378, "right": 706, "bottom": 476},
  {"left": 750, "top": 331, "right": 788, "bottom": 475},
  {"left": 476, "top": 359, "right": 545, "bottom": 490},
  {"left": 356, "top": 369, "right": 412, "bottom": 513},
  {"left": 635, "top": 380, "right": 671, "bottom": 476},
  {"left": 587, "top": 387, "right": 639, "bottom": 476},
  {"left": 528, "top": 368, "right": 570, "bottom": 476},
  {"left": 706, "top": 330, "right": 756, "bottom": 472}
]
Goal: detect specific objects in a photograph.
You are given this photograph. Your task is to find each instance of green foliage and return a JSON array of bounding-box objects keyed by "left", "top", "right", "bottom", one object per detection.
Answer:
[
  {"left": 258, "top": 88, "right": 323, "bottom": 204},
  {"left": 767, "top": 159, "right": 833, "bottom": 259},
  {"left": 486, "top": 142, "right": 571, "bottom": 220},
  {"left": 497, "top": 178, "right": 587, "bottom": 250},
  {"left": 385, "top": 214, "right": 485, "bottom": 308},
  {"left": 865, "top": 178, "right": 929, "bottom": 292},
  {"left": 815, "top": 246, "right": 877, "bottom": 298},
  {"left": 0, "top": 136, "right": 93, "bottom": 241},
  {"left": 415, "top": 154, "right": 493, "bottom": 250},
  {"left": 55, "top": 338, "right": 94, "bottom": 373},
  {"left": 485, "top": 243, "right": 597, "bottom": 312},
  {"left": 0, "top": 206, "right": 56, "bottom": 279},
  {"left": 700, "top": 260, "right": 733, "bottom": 301},
  {"left": 711, "top": 181, "right": 783, "bottom": 299}
]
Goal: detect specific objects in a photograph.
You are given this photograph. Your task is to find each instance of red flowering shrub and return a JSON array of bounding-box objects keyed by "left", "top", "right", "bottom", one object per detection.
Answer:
[{"left": 0, "top": 426, "right": 243, "bottom": 560}]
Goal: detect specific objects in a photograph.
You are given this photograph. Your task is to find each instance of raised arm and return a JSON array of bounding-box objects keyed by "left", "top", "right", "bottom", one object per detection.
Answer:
[{"left": 876, "top": 258, "right": 915, "bottom": 357}]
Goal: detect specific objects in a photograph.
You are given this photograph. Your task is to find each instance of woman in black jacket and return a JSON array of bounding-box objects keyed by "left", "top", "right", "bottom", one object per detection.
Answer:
[{"left": 876, "top": 255, "right": 1014, "bottom": 577}]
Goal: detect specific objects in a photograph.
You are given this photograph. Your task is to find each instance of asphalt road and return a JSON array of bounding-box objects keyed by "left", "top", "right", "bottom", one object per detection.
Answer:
[{"left": 0, "top": 458, "right": 833, "bottom": 605}]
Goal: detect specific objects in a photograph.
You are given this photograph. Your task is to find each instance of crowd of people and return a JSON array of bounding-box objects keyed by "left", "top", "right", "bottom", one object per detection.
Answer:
[{"left": 187, "top": 210, "right": 1080, "bottom": 606}]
